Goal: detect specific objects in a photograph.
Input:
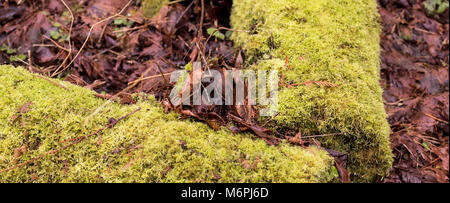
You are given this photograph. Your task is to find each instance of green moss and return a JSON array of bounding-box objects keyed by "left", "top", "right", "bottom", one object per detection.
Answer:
[
  {"left": 141, "top": 0, "right": 168, "bottom": 18},
  {"left": 231, "top": 0, "right": 393, "bottom": 182},
  {"left": 0, "top": 65, "right": 333, "bottom": 183}
]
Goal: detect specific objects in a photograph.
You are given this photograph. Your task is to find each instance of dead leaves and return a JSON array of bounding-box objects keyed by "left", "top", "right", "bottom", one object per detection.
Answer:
[
  {"left": 13, "top": 145, "right": 27, "bottom": 164},
  {"left": 286, "top": 129, "right": 304, "bottom": 146},
  {"left": 380, "top": 0, "right": 449, "bottom": 183},
  {"left": 10, "top": 101, "right": 32, "bottom": 124},
  {"left": 240, "top": 154, "right": 261, "bottom": 170}
]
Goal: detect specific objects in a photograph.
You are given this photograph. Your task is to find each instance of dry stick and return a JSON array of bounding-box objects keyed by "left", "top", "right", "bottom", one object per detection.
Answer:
[
  {"left": 167, "top": 0, "right": 186, "bottom": 4},
  {"left": 199, "top": 0, "right": 205, "bottom": 38},
  {"left": 0, "top": 107, "right": 142, "bottom": 174},
  {"left": 301, "top": 132, "right": 348, "bottom": 139},
  {"left": 287, "top": 81, "right": 338, "bottom": 88},
  {"left": 424, "top": 113, "right": 449, "bottom": 124},
  {"left": 52, "top": 0, "right": 134, "bottom": 77},
  {"left": 43, "top": 35, "right": 70, "bottom": 52},
  {"left": 155, "top": 61, "right": 175, "bottom": 107},
  {"left": 32, "top": 44, "right": 57, "bottom": 48},
  {"left": 205, "top": 27, "right": 249, "bottom": 45},
  {"left": 174, "top": 0, "right": 195, "bottom": 25},
  {"left": 15, "top": 58, "right": 67, "bottom": 90},
  {"left": 97, "top": 21, "right": 109, "bottom": 45},
  {"left": 51, "top": 0, "right": 74, "bottom": 77},
  {"left": 155, "top": 62, "right": 169, "bottom": 86},
  {"left": 27, "top": 50, "right": 33, "bottom": 72},
  {"left": 195, "top": 0, "right": 205, "bottom": 62},
  {"left": 128, "top": 73, "right": 173, "bottom": 86},
  {"left": 35, "top": 74, "right": 69, "bottom": 90}
]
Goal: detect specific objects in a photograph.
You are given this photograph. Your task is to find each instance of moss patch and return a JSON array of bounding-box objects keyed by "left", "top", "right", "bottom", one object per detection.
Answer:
[
  {"left": 0, "top": 65, "right": 334, "bottom": 183},
  {"left": 141, "top": 0, "right": 168, "bottom": 18},
  {"left": 231, "top": 0, "right": 393, "bottom": 182}
]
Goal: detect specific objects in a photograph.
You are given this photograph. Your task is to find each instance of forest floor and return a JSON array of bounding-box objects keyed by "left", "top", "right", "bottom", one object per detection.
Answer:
[
  {"left": 0, "top": 0, "right": 448, "bottom": 183},
  {"left": 379, "top": 0, "right": 448, "bottom": 183}
]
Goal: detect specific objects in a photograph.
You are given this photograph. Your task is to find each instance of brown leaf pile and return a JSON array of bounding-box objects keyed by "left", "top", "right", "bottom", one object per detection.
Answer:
[{"left": 379, "top": 0, "right": 449, "bottom": 183}]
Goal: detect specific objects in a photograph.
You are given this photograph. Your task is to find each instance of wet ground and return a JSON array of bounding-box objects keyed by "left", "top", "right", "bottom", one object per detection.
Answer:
[{"left": 379, "top": 0, "right": 449, "bottom": 183}]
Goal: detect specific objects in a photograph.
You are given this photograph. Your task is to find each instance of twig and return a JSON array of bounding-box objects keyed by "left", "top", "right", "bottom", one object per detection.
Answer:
[
  {"left": 15, "top": 58, "right": 67, "bottom": 89},
  {"left": 128, "top": 72, "right": 173, "bottom": 86},
  {"left": 301, "top": 132, "right": 348, "bottom": 139},
  {"left": 43, "top": 35, "right": 70, "bottom": 52},
  {"left": 35, "top": 74, "right": 68, "bottom": 90},
  {"left": 287, "top": 81, "right": 338, "bottom": 88},
  {"left": 97, "top": 21, "right": 108, "bottom": 45},
  {"left": 27, "top": 50, "right": 32, "bottom": 72},
  {"left": 384, "top": 97, "right": 412, "bottom": 106},
  {"left": 424, "top": 113, "right": 449, "bottom": 124},
  {"left": 155, "top": 61, "right": 169, "bottom": 86},
  {"left": 161, "top": 165, "right": 172, "bottom": 176},
  {"left": 198, "top": 0, "right": 205, "bottom": 39},
  {"left": 32, "top": 44, "right": 57, "bottom": 48},
  {"left": 51, "top": 0, "right": 74, "bottom": 77},
  {"left": 204, "top": 26, "right": 249, "bottom": 46},
  {"left": 167, "top": 0, "right": 186, "bottom": 4},
  {"left": 0, "top": 107, "right": 142, "bottom": 174},
  {"left": 175, "top": 0, "right": 194, "bottom": 25}
]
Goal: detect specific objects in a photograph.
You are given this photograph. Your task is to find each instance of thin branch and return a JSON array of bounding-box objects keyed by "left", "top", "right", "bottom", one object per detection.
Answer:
[
  {"left": 302, "top": 132, "right": 348, "bottom": 139},
  {"left": 35, "top": 74, "right": 68, "bottom": 90},
  {"left": 51, "top": 0, "right": 74, "bottom": 77},
  {"left": 128, "top": 72, "right": 173, "bottom": 86}
]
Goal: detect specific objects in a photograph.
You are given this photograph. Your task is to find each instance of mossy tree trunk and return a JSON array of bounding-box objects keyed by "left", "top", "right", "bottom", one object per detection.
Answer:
[
  {"left": 0, "top": 65, "right": 334, "bottom": 183},
  {"left": 230, "top": 0, "right": 393, "bottom": 182}
]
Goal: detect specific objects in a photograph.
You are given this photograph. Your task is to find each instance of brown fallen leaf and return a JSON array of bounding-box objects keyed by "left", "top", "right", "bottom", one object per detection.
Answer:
[
  {"left": 11, "top": 102, "right": 33, "bottom": 124},
  {"left": 252, "top": 155, "right": 261, "bottom": 169},
  {"left": 13, "top": 145, "right": 27, "bottom": 164},
  {"left": 334, "top": 157, "right": 350, "bottom": 183}
]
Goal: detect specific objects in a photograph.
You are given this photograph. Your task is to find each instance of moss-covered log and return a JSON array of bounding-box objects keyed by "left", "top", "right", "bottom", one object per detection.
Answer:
[
  {"left": 231, "top": 0, "right": 393, "bottom": 182},
  {"left": 0, "top": 65, "right": 334, "bottom": 183}
]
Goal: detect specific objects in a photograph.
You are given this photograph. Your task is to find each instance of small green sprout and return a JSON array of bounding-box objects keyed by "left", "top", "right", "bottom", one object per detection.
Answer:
[
  {"left": 52, "top": 21, "right": 61, "bottom": 28},
  {"left": 207, "top": 28, "right": 226, "bottom": 40},
  {"left": 9, "top": 54, "right": 27, "bottom": 62},
  {"left": 0, "top": 44, "right": 17, "bottom": 54},
  {"left": 424, "top": 0, "right": 449, "bottom": 14},
  {"left": 114, "top": 18, "right": 128, "bottom": 26},
  {"left": 50, "top": 30, "right": 61, "bottom": 40}
]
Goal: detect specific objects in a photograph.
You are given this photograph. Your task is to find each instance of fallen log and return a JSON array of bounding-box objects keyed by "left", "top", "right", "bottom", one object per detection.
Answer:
[
  {"left": 0, "top": 65, "right": 334, "bottom": 183},
  {"left": 231, "top": 0, "right": 393, "bottom": 182}
]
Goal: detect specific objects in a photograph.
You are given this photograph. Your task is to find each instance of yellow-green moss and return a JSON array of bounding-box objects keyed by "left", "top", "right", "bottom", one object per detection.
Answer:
[
  {"left": 231, "top": 0, "right": 393, "bottom": 182},
  {"left": 141, "top": 0, "right": 168, "bottom": 18},
  {"left": 0, "top": 65, "right": 334, "bottom": 183}
]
